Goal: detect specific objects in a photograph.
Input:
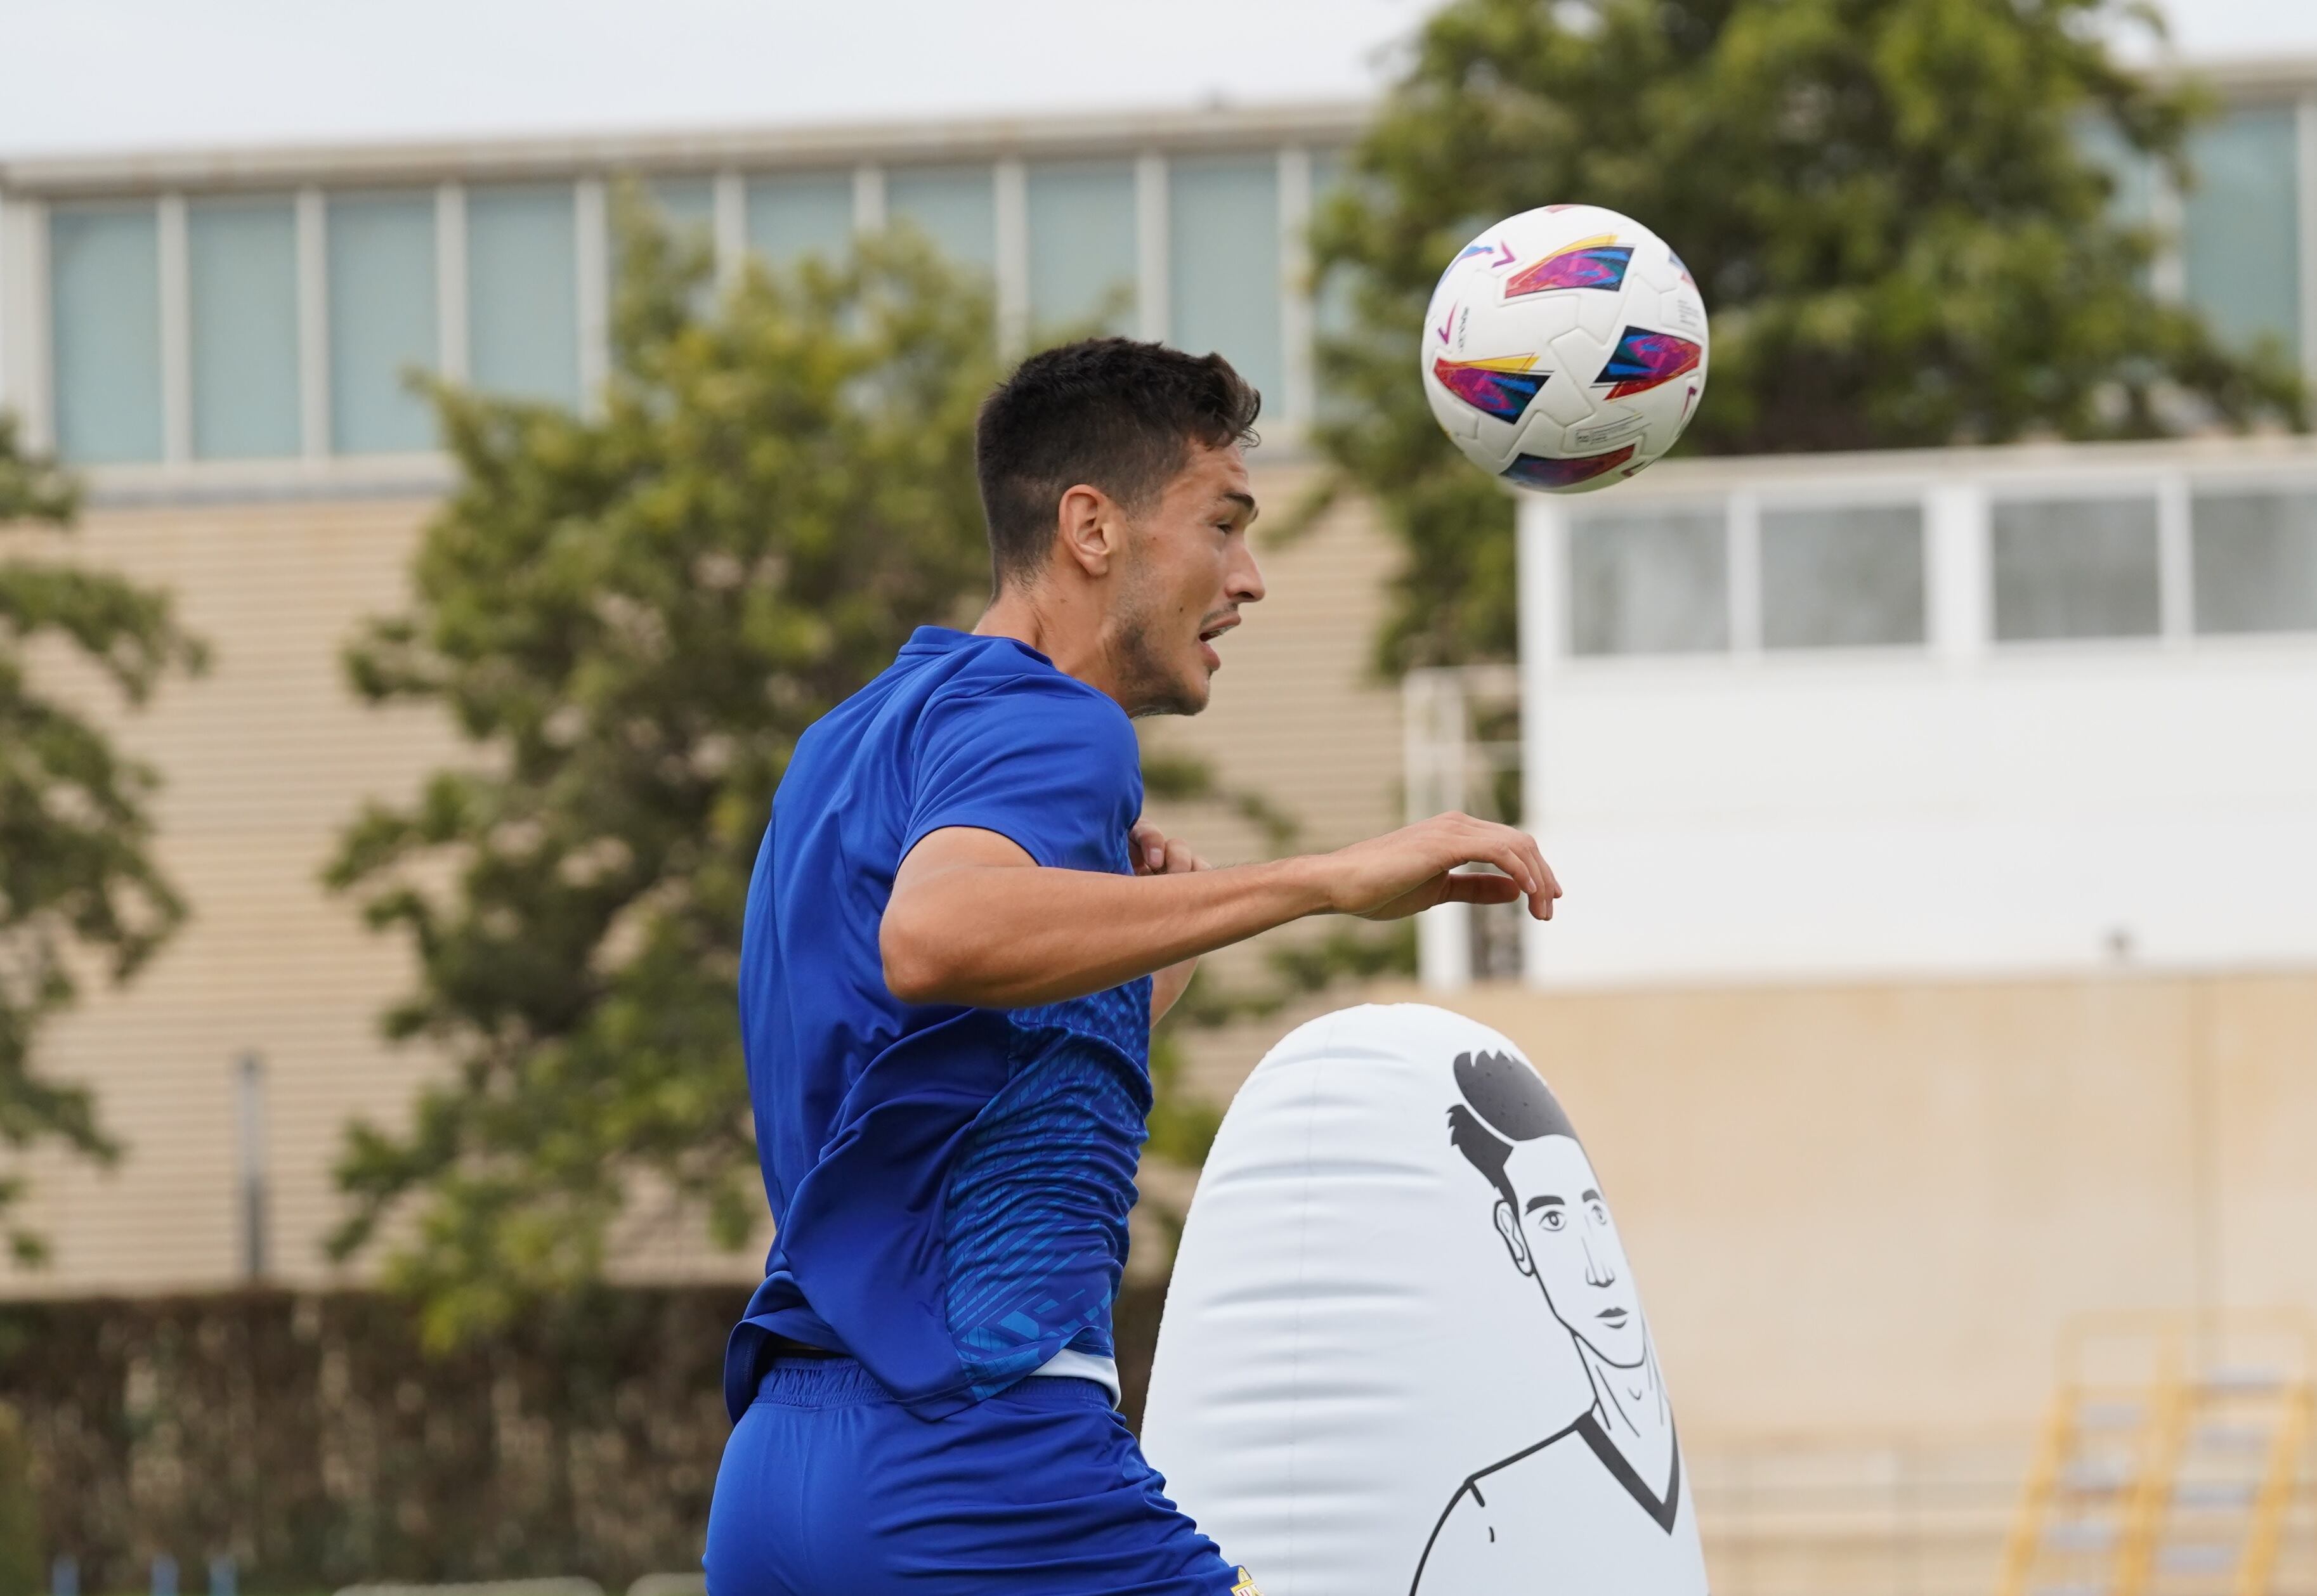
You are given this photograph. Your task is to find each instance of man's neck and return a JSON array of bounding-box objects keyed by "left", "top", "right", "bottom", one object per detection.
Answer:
[{"left": 976, "top": 587, "right": 1121, "bottom": 706}]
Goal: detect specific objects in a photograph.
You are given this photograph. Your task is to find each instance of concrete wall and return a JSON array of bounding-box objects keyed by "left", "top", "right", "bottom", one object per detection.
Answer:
[
  {"left": 1387, "top": 971, "right": 2317, "bottom": 1446},
  {"left": 5, "top": 494, "right": 457, "bottom": 1291}
]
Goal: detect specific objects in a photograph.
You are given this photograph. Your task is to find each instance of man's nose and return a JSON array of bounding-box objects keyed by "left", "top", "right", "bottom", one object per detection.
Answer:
[{"left": 1231, "top": 542, "right": 1267, "bottom": 605}]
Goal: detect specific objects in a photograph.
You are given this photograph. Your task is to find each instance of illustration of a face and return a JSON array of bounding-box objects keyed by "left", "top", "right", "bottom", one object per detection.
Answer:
[{"left": 1492, "top": 1133, "right": 1646, "bottom": 1368}]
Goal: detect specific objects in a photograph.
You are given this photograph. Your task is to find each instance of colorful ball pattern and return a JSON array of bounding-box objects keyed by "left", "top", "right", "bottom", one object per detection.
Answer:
[{"left": 1421, "top": 205, "right": 1709, "bottom": 495}]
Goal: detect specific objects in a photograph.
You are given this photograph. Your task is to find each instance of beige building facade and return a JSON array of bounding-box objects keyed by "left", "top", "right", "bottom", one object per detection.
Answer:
[{"left": 0, "top": 456, "right": 1406, "bottom": 1299}]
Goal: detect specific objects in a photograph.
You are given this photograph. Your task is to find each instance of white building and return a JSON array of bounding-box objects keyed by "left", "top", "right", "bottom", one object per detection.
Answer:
[{"left": 1402, "top": 433, "right": 2317, "bottom": 989}]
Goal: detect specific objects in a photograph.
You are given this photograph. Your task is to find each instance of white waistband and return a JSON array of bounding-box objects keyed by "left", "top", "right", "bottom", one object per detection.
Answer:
[{"left": 1028, "top": 1347, "right": 1122, "bottom": 1406}]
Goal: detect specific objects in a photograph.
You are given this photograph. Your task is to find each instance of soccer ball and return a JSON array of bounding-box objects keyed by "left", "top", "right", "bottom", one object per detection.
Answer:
[{"left": 1421, "top": 204, "right": 1708, "bottom": 493}]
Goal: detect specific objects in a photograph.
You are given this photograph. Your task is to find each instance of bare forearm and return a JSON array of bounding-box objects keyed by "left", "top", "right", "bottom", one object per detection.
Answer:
[
  {"left": 884, "top": 809, "right": 1558, "bottom": 1011},
  {"left": 884, "top": 857, "right": 1329, "bottom": 1009}
]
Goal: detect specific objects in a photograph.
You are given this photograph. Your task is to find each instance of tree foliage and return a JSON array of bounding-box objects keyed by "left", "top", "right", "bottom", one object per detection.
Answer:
[
  {"left": 1140, "top": 749, "right": 1416, "bottom": 1170},
  {"left": 327, "top": 211, "right": 1003, "bottom": 1342},
  {"left": 1313, "top": 0, "right": 2308, "bottom": 670},
  {"left": 0, "top": 414, "right": 206, "bottom": 1262}
]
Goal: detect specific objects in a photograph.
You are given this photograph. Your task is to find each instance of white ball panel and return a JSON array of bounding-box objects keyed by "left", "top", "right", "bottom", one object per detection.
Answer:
[
  {"left": 1532, "top": 366, "right": 1597, "bottom": 429},
  {"left": 1574, "top": 289, "right": 1623, "bottom": 345}
]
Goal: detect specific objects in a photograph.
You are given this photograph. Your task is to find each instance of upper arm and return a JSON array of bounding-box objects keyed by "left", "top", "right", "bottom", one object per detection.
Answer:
[
  {"left": 881, "top": 678, "right": 1139, "bottom": 1003},
  {"left": 903, "top": 679, "right": 1140, "bottom": 873},
  {"left": 891, "top": 825, "right": 1036, "bottom": 897},
  {"left": 880, "top": 826, "right": 1038, "bottom": 1002}
]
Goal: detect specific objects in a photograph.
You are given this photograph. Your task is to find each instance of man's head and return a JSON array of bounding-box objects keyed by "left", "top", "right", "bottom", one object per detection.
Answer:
[
  {"left": 976, "top": 339, "right": 1265, "bottom": 717},
  {"left": 1447, "top": 1050, "right": 1645, "bottom": 1369}
]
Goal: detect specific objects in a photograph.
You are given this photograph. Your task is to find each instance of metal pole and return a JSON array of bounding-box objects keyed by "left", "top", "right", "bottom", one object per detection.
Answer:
[
  {"left": 1406, "top": 668, "right": 1473, "bottom": 992},
  {"left": 235, "top": 1053, "right": 268, "bottom": 1283}
]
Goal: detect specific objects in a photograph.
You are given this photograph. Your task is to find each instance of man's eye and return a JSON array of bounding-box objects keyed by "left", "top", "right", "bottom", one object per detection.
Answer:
[{"left": 1538, "top": 1209, "right": 1565, "bottom": 1231}]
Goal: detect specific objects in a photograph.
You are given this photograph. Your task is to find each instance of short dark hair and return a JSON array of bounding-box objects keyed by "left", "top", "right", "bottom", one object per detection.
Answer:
[
  {"left": 974, "top": 338, "right": 1262, "bottom": 588},
  {"left": 1446, "top": 1049, "right": 1579, "bottom": 1212}
]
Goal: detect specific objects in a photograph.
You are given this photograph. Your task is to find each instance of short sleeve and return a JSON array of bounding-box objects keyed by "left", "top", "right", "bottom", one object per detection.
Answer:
[{"left": 903, "top": 674, "right": 1142, "bottom": 874}]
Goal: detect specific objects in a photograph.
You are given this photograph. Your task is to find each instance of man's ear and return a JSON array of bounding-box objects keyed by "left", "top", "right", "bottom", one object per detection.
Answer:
[
  {"left": 1492, "top": 1199, "right": 1533, "bottom": 1276},
  {"left": 1055, "top": 483, "right": 1123, "bottom": 579}
]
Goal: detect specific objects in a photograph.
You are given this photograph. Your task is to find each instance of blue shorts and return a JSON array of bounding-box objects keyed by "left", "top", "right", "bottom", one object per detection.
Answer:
[{"left": 704, "top": 1357, "right": 1248, "bottom": 1596}]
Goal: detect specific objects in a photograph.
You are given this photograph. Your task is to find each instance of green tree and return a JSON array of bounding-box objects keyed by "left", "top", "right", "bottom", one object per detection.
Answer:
[
  {"left": 0, "top": 415, "right": 206, "bottom": 1263},
  {"left": 326, "top": 211, "right": 1002, "bottom": 1343},
  {"left": 1314, "top": 0, "right": 2307, "bottom": 671}
]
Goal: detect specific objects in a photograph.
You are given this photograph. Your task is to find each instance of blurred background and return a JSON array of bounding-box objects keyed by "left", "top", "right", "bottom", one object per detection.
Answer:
[{"left": 4, "top": 0, "right": 2317, "bottom": 1592}]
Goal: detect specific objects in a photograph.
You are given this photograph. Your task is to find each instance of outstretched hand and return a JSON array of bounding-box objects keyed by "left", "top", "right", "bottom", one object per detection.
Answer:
[{"left": 1318, "top": 812, "right": 1560, "bottom": 923}]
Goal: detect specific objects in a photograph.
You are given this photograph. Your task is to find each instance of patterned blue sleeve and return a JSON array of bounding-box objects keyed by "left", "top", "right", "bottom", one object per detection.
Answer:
[{"left": 903, "top": 675, "right": 1142, "bottom": 874}]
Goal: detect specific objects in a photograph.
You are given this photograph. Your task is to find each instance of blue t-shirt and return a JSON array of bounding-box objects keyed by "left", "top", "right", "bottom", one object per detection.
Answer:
[{"left": 724, "top": 626, "right": 1153, "bottom": 1422}]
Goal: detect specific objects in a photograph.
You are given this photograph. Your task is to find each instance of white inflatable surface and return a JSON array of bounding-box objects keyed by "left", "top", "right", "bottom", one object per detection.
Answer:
[{"left": 1142, "top": 1003, "right": 1709, "bottom": 1596}]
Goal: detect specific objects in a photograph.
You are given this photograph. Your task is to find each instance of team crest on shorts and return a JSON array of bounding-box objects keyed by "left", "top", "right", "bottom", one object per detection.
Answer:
[{"left": 1230, "top": 1569, "right": 1263, "bottom": 1596}]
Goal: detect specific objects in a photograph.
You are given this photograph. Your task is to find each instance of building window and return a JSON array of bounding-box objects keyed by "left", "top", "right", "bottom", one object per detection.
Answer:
[
  {"left": 644, "top": 176, "right": 715, "bottom": 240},
  {"left": 886, "top": 165, "right": 996, "bottom": 275},
  {"left": 1170, "top": 155, "right": 1283, "bottom": 405},
  {"left": 466, "top": 185, "right": 580, "bottom": 406},
  {"left": 1026, "top": 161, "right": 1136, "bottom": 337},
  {"left": 327, "top": 190, "right": 438, "bottom": 455},
  {"left": 49, "top": 205, "right": 163, "bottom": 464},
  {"left": 1569, "top": 507, "right": 1728, "bottom": 656},
  {"left": 2193, "top": 488, "right": 2317, "bottom": 635},
  {"left": 1991, "top": 496, "right": 2161, "bottom": 642},
  {"left": 2183, "top": 105, "right": 2302, "bottom": 362},
  {"left": 1761, "top": 503, "right": 1926, "bottom": 650},
  {"left": 746, "top": 172, "right": 854, "bottom": 268},
  {"left": 1308, "top": 150, "right": 1357, "bottom": 345},
  {"left": 181, "top": 198, "right": 301, "bottom": 461}
]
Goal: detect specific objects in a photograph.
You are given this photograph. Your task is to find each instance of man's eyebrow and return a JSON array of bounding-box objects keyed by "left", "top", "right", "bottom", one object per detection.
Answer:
[
  {"left": 1525, "top": 1194, "right": 1565, "bottom": 1212},
  {"left": 1222, "top": 491, "right": 1256, "bottom": 514}
]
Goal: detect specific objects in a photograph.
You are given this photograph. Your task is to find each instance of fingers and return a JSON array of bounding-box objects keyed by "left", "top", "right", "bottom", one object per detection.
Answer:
[
  {"left": 1163, "top": 838, "right": 1210, "bottom": 875},
  {"left": 1442, "top": 872, "right": 1522, "bottom": 905},
  {"left": 1131, "top": 819, "right": 1210, "bottom": 878},
  {"left": 1508, "top": 830, "right": 1560, "bottom": 919},
  {"left": 1431, "top": 812, "right": 1562, "bottom": 921},
  {"left": 1130, "top": 819, "right": 1168, "bottom": 875}
]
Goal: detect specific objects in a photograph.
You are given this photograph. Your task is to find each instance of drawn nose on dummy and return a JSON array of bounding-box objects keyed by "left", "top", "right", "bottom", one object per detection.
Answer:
[{"left": 1582, "top": 1228, "right": 1615, "bottom": 1288}]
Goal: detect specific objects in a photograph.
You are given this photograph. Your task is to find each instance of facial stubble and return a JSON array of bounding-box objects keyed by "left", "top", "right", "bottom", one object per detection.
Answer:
[{"left": 1111, "top": 551, "right": 1210, "bottom": 719}]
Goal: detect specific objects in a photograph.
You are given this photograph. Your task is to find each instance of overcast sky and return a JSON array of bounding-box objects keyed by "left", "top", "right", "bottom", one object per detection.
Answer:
[{"left": 2, "top": 0, "right": 2313, "bottom": 160}]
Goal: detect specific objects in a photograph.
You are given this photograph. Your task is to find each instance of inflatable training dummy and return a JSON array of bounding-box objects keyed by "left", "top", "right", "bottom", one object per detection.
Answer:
[{"left": 1142, "top": 1003, "right": 1710, "bottom": 1596}]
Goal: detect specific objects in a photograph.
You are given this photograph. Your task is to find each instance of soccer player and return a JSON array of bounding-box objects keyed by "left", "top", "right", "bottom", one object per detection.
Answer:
[{"left": 703, "top": 339, "right": 1560, "bottom": 1596}]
